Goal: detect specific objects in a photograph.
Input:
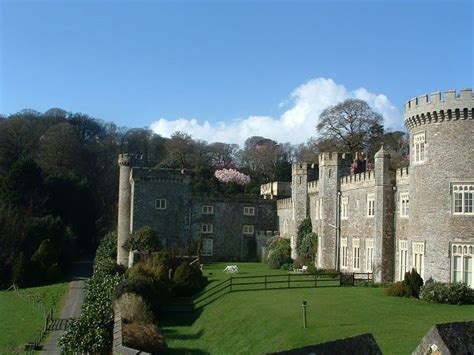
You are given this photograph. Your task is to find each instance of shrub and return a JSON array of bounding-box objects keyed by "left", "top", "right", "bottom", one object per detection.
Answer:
[
  {"left": 115, "top": 293, "right": 154, "bottom": 323},
  {"left": 264, "top": 237, "right": 291, "bottom": 269},
  {"left": 172, "top": 262, "right": 207, "bottom": 297},
  {"left": 404, "top": 268, "right": 424, "bottom": 298},
  {"left": 315, "top": 268, "right": 339, "bottom": 277},
  {"left": 123, "top": 322, "right": 167, "bottom": 353},
  {"left": 59, "top": 232, "right": 124, "bottom": 353},
  {"left": 126, "top": 259, "right": 168, "bottom": 282},
  {"left": 419, "top": 282, "right": 474, "bottom": 305},
  {"left": 115, "top": 274, "right": 164, "bottom": 312},
  {"left": 384, "top": 281, "right": 406, "bottom": 297},
  {"left": 280, "top": 262, "right": 294, "bottom": 271},
  {"left": 124, "top": 226, "right": 161, "bottom": 252}
]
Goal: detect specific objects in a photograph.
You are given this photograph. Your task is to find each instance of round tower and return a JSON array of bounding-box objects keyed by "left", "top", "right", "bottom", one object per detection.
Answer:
[
  {"left": 117, "top": 154, "right": 133, "bottom": 266},
  {"left": 404, "top": 88, "right": 474, "bottom": 285}
]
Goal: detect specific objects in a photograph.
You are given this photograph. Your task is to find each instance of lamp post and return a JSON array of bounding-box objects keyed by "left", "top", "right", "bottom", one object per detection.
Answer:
[{"left": 302, "top": 300, "right": 307, "bottom": 328}]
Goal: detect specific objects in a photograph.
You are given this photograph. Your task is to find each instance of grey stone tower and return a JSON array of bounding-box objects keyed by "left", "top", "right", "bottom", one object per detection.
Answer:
[
  {"left": 404, "top": 88, "right": 474, "bottom": 282},
  {"left": 374, "top": 145, "right": 395, "bottom": 282},
  {"left": 317, "top": 153, "right": 343, "bottom": 269},
  {"left": 117, "top": 154, "right": 133, "bottom": 266},
  {"left": 290, "top": 163, "right": 308, "bottom": 258}
]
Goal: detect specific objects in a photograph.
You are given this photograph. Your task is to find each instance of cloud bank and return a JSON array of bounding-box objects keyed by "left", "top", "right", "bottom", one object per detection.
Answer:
[{"left": 150, "top": 78, "right": 402, "bottom": 146}]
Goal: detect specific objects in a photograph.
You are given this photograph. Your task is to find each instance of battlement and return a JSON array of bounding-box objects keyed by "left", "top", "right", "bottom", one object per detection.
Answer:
[
  {"left": 395, "top": 167, "right": 409, "bottom": 185},
  {"left": 340, "top": 171, "right": 375, "bottom": 190},
  {"left": 260, "top": 181, "right": 291, "bottom": 199},
  {"left": 404, "top": 88, "right": 474, "bottom": 129},
  {"left": 131, "top": 167, "right": 190, "bottom": 183},
  {"left": 318, "top": 152, "right": 346, "bottom": 165},
  {"left": 118, "top": 153, "right": 140, "bottom": 166},
  {"left": 292, "top": 162, "right": 308, "bottom": 174},
  {"left": 277, "top": 197, "right": 292, "bottom": 208},
  {"left": 307, "top": 180, "right": 319, "bottom": 194}
]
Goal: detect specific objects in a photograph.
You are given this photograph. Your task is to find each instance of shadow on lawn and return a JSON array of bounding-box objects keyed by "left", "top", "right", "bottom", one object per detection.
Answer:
[{"left": 165, "top": 348, "right": 210, "bottom": 355}]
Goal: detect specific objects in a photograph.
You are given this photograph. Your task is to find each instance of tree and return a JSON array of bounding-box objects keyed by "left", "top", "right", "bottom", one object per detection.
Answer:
[{"left": 317, "top": 99, "right": 384, "bottom": 156}]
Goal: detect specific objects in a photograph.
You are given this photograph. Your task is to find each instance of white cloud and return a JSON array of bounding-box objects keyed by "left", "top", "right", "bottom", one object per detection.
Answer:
[{"left": 150, "top": 77, "right": 403, "bottom": 146}]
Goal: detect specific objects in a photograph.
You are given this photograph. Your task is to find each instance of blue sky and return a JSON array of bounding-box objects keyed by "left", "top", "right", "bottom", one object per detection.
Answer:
[{"left": 1, "top": 0, "right": 472, "bottom": 145}]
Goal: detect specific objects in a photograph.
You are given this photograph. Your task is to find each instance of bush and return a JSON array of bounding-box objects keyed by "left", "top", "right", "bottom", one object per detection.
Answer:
[
  {"left": 115, "top": 274, "right": 164, "bottom": 312},
  {"left": 115, "top": 293, "right": 154, "bottom": 323},
  {"left": 264, "top": 237, "right": 291, "bottom": 269},
  {"left": 404, "top": 268, "right": 424, "bottom": 298},
  {"left": 123, "top": 322, "right": 167, "bottom": 353},
  {"left": 172, "top": 262, "right": 207, "bottom": 297},
  {"left": 124, "top": 226, "right": 161, "bottom": 252},
  {"left": 384, "top": 281, "right": 406, "bottom": 297},
  {"left": 126, "top": 259, "right": 168, "bottom": 282},
  {"left": 296, "top": 218, "right": 312, "bottom": 256},
  {"left": 280, "top": 262, "right": 293, "bottom": 271},
  {"left": 59, "top": 232, "right": 124, "bottom": 353},
  {"left": 420, "top": 282, "right": 474, "bottom": 305}
]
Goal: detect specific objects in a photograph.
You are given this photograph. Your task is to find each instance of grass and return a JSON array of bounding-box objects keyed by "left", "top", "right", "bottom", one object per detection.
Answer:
[
  {"left": 0, "top": 283, "right": 68, "bottom": 352},
  {"left": 161, "top": 262, "right": 474, "bottom": 355}
]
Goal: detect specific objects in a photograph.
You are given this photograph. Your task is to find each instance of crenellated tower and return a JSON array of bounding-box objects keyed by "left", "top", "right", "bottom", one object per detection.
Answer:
[
  {"left": 317, "top": 152, "right": 350, "bottom": 269},
  {"left": 290, "top": 163, "right": 309, "bottom": 258},
  {"left": 404, "top": 88, "right": 474, "bottom": 283}
]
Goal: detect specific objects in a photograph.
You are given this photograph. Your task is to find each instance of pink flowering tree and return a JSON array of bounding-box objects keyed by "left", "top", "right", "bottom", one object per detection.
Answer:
[{"left": 214, "top": 168, "right": 251, "bottom": 185}]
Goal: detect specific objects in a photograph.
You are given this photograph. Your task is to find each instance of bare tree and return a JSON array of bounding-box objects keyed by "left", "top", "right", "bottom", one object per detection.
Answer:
[{"left": 317, "top": 99, "right": 383, "bottom": 156}]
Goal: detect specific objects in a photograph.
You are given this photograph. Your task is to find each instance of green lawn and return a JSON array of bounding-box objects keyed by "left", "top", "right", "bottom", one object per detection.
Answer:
[
  {"left": 162, "top": 263, "right": 474, "bottom": 355},
  {"left": 0, "top": 283, "right": 68, "bottom": 352}
]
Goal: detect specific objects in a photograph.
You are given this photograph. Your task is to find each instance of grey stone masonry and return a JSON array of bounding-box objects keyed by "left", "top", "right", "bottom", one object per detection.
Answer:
[
  {"left": 117, "top": 163, "right": 277, "bottom": 264},
  {"left": 268, "top": 88, "right": 474, "bottom": 285}
]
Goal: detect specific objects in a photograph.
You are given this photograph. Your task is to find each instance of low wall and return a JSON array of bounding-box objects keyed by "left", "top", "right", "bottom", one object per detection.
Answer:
[{"left": 113, "top": 305, "right": 151, "bottom": 355}]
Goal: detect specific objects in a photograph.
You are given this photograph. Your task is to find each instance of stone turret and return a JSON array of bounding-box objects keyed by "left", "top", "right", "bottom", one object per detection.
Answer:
[
  {"left": 317, "top": 152, "right": 349, "bottom": 269},
  {"left": 117, "top": 154, "right": 135, "bottom": 266},
  {"left": 373, "top": 145, "right": 395, "bottom": 282},
  {"left": 291, "top": 163, "right": 309, "bottom": 258}
]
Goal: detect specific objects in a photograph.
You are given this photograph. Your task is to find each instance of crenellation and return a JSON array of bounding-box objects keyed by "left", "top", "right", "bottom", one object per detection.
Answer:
[
  {"left": 276, "top": 197, "right": 292, "bottom": 208},
  {"left": 307, "top": 180, "right": 318, "bottom": 193},
  {"left": 405, "top": 89, "right": 474, "bottom": 128}
]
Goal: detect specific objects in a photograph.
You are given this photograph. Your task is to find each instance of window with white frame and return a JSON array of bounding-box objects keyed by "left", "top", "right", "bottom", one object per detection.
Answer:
[
  {"left": 319, "top": 198, "right": 323, "bottom": 219},
  {"left": 353, "top": 238, "right": 360, "bottom": 270},
  {"left": 243, "top": 206, "right": 255, "bottom": 216},
  {"left": 341, "top": 197, "right": 349, "bottom": 219},
  {"left": 366, "top": 239, "right": 374, "bottom": 272},
  {"left": 399, "top": 240, "right": 408, "bottom": 280},
  {"left": 453, "top": 184, "right": 474, "bottom": 215},
  {"left": 202, "top": 205, "right": 214, "bottom": 214},
  {"left": 413, "top": 132, "right": 426, "bottom": 164},
  {"left": 201, "top": 238, "right": 213, "bottom": 256},
  {"left": 201, "top": 223, "right": 213, "bottom": 234},
  {"left": 367, "top": 194, "right": 375, "bottom": 217},
  {"left": 451, "top": 244, "right": 473, "bottom": 287},
  {"left": 412, "top": 242, "right": 424, "bottom": 278},
  {"left": 341, "top": 237, "right": 348, "bottom": 268},
  {"left": 243, "top": 224, "right": 254, "bottom": 235},
  {"left": 155, "top": 199, "right": 167, "bottom": 209},
  {"left": 400, "top": 193, "right": 409, "bottom": 217}
]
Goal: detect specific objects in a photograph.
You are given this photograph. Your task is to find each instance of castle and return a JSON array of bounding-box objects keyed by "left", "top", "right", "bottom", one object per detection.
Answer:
[
  {"left": 117, "top": 88, "right": 473, "bottom": 286},
  {"left": 265, "top": 88, "right": 474, "bottom": 284}
]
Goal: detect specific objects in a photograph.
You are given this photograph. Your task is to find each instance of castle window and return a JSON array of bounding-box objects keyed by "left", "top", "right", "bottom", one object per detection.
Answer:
[
  {"left": 243, "top": 224, "right": 254, "bottom": 235},
  {"left": 341, "top": 237, "right": 348, "bottom": 268},
  {"left": 201, "top": 223, "right": 213, "bottom": 234},
  {"left": 451, "top": 243, "right": 472, "bottom": 287},
  {"left": 202, "top": 205, "right": 214, "bottom": 214},
  {"left": 453, "top": 184, "right": 474, "bottom": 215},
  {"left": 366, "top": 239, "right": 374, "bottom": 272},
  {"left": 367, "top": 194, "right": 375, "bottom": 217},
  {"left": 412, "top": 242, "right": 425, "bottom": 278},
  {"left": 399, "top": 240, "right": 408, "bottom": 281},
  {"left": 155, "top": 199, "right": 167, "bottom": 210},
  {"left": 201, "top": 238, "right": 213, "bottom": 256},
  {"left": 341, "top": 197, "right": 349, "bottom": 220},
  {"left": 400, "top": 193, "right": 409, "bottom": 217},
  {"left": 283, "top": 219, "right": 289, "bottom": 233},
  {"left": 413, "top": 132, "right": 426, "bottom": 164},
  {"left": 243, "top": 206, "right": 255, "bottom": 216},
  {"left": 353, "top": 238, "right": 360, "bottom": 270}
]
